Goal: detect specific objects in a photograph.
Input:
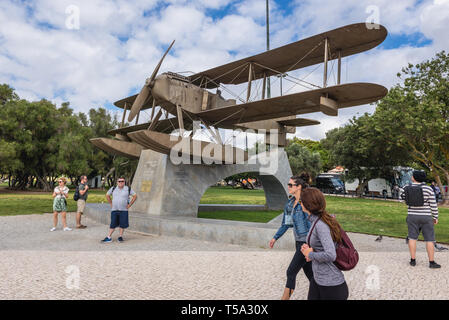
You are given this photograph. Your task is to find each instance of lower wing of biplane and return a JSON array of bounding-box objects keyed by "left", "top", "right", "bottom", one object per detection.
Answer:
[{"left": 188, "top": 82, "right": 387, "bottom": 126}]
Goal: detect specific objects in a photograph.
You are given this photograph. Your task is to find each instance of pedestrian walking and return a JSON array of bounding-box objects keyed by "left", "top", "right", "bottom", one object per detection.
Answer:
[
  {"left": 102, "top": 177, "right": 137, "bottom": 243},
  {"left": 75, "top": 175, "right": 89, "bottom": 229},
  {"left": 430, "top": 181, "right": 440, "bottom": 203},
  {"left": 51, "top": 177, "right": 71, "bottom": 232},
  {"left": 300, "top": 187, "right": 349, "bottom": 300},
  {"left": 405, "top": 171, "right": 441, "bottom": 268},
  {"left": 269, "top": 173, "right": 313, "bottom": 300}
]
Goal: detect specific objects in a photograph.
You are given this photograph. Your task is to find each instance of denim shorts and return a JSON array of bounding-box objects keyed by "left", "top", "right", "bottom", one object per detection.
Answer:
[{"left": 110, "top": 211, "right": 129, "bottom": 229}]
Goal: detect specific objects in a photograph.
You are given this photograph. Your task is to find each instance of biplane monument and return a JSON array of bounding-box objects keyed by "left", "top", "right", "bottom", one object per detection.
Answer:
[{"left": 89, "top": 23, "right": 388, "bottom": 219}]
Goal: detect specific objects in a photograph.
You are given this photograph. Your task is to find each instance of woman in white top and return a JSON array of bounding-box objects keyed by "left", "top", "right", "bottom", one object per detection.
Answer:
[{"left": 51, "top": 177, "right": 71, "bottom": 231}]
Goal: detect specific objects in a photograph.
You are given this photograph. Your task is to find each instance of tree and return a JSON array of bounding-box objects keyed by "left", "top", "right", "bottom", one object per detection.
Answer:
[
  {"left": 0, "top": 84, "right": 18, "bottom": 105},
  {"left": 87, "top": 107, "right": 121, "bottom": 186},
  {"left": 0, "top": 98, "right": 94, "bottom": 190},
  {"left": 0, "top": 84, "right": 137, "bottom": 191},
  {"left": 0, "top": 84, "right": 21, "bottom": 179},
  {"left": 285, "top": 140, "right": 322, "bottom": 179},
  {"left": 373, "top": 51, "right": 449, "bottom": 203},
  {"left": 321, "top": 114, "right": 406, "bottom": 196},
  {"left": 288, "top": 137, "right": 330, "bottom": 171}
]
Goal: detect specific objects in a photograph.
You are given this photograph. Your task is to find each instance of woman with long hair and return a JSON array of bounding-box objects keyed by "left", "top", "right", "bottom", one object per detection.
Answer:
[
  {"left": 51, "top": 177, "right": 71, "bottom": 232},
  {"left": 269, "top": 173, "right": 313, "bottom": 300},
  {"left": 300, "top": 187, "right": 348, "bottom": 300}
]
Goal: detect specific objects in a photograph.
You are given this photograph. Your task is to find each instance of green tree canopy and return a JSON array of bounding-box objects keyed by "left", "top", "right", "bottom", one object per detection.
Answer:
[
  {"left": 0, "top": 84, "right": 126, "bottom": 191},
  {"left": 372, "top": 51, "right": 449, "bottom": 202},
  {"left": 285, "top": 140, "right": 322, "bottom": 179},
  {"left": 288, "top": 137, "right": 330, "bottom": 171},
  {"left": 0, "top": 84, "right": 18, "bottom": 105},
  {"left": 321, "top": 113, "right": 406, "bottom": 194}
]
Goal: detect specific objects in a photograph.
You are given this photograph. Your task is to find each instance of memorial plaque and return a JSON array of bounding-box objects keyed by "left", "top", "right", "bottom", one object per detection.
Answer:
[{"left": 140, "top": 180, "right": 152, "bottom": 193}]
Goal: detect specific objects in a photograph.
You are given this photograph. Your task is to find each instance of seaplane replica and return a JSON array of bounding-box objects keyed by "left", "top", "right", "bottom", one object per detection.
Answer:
[{"left": 91, "top": 23, "right": 388, "bottom": 164}]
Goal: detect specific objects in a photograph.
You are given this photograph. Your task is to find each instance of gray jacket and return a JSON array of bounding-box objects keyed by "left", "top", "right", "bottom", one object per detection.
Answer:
[{"left": 307, "top": 214, "right": 345, "bottom": 286}]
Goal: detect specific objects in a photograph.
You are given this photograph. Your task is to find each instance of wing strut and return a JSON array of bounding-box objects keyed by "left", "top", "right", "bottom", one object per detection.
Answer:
[
  {"left": 148, "top": 109, "right": 163, "bottom": 131},
  {"left": 202, "top": 119, "right": 223, "bottom": 145},
  {"left": 176, "top": 105, "right": 185, "bottom": 135},
  {"left": 246, "top": 63, "right": 253, "bottom": 102},
  {"left": 323, "top": 38, "right": 329, "bottom": 88},
  {"left": 121, "top": 102, "right": 128, "bottom": 128}
]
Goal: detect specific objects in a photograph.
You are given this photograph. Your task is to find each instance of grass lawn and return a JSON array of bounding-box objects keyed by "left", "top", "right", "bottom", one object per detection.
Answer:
[
  {"left": 200, "top": 186, "right": 266, "bottom": 204},
  {"left": 0, "top": 189, "right": 109, "bottom": 216},
  {"left": 1, "top": 185, "right": 448, "bottom": 243},
  {"left": 198, "top": 187, "right": 449, "bottom": 243}
]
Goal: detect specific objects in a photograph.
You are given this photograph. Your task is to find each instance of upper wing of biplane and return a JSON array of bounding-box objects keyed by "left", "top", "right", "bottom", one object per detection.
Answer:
[
  {"left": 189, "top": 82, "right": 387, "bottom": 126},
  {"left": 187, "top": 23, "right": 387, "bottom": 89}
]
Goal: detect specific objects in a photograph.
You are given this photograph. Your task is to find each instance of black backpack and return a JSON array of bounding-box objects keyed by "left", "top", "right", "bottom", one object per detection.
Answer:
[
  {"left": 73, "top": 185, "right": 80, "bottom": 201},
  {"left": 404, "top": 185, "right": 424, "bottom": 206},
  {"left": 111, "top": 185, "right": 132, "bottom": 203}
]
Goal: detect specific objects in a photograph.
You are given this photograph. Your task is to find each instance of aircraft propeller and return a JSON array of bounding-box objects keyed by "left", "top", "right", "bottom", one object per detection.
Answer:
[{"left": 128, "top": 40, "right": 175, "bottom": 122}]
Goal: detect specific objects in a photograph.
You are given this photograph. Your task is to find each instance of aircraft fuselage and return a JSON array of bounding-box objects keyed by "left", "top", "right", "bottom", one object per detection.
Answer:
[{"left": 151, "top": 72, "right": 236, "bottom": 116}]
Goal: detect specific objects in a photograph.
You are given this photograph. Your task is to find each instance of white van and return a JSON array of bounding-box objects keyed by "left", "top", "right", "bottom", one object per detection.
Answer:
[
  {"left": 344, "top": 167, "right": 414, "bottom": 198},
  {"left": 345, "top": 178, "right": 392, "bottom": 197}
]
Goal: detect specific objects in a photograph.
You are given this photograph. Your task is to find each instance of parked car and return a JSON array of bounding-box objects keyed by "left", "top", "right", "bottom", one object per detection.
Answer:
[{"left": 315, "top": 174, "right": 345, "bottom": 194}]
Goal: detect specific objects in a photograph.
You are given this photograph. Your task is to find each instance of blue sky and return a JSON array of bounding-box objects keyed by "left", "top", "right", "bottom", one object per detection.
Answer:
[{"left": 0, "top": 0, "right": 448, "bottom": 140}]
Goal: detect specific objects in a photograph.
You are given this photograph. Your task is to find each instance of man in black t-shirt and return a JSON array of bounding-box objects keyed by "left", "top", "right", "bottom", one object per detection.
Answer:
[{"left": 76, "top": 175, "right": 89, "bottom": 229}]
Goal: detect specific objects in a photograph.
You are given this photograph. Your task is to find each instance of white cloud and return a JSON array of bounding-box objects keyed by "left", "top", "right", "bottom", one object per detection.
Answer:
[
  {"left": 236, "top": 0, "right": 267, "bottom": 20},
  {"left": 0, "top": 0, "right": 447, "bottom": 141},
  {"left": 420, "top": 0, "right": 449, "bottom": 50}
]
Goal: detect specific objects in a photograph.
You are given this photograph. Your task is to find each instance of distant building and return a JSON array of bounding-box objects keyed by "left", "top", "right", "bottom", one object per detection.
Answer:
[
  {"left": 327, "top": 166, "right": 345, "bottom": 174},
  {"left": 89, "top": 175, "right": 101, "bottom": 188}
]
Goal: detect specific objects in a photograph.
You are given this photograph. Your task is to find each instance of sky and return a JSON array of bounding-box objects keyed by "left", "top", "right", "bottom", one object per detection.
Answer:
[{"left": 1, "top": 0, "right": 448, "bottom": 141}]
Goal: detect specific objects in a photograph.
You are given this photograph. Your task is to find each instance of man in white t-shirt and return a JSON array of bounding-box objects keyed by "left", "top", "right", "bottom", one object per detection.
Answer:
[{"left": 101, "top": 177, "right": 137, "bottom": 243}]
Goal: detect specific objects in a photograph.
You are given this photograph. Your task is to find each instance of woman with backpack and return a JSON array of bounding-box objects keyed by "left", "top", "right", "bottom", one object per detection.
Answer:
[
  {"left": 269, "top": 173, "right": 314, "bottom": 300},
  {"left": 300, "top": 187, "right": 349, "bottom": 300}
]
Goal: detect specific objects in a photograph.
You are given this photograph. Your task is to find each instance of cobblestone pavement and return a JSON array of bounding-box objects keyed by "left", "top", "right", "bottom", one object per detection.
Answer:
[{"left": 0, "top": 213, "right": 448, "bottom": 300}]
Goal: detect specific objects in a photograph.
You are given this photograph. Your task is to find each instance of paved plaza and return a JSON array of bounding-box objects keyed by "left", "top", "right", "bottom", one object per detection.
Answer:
[{"left": 0, "top": 213, "right": 448, "bottom": 300}]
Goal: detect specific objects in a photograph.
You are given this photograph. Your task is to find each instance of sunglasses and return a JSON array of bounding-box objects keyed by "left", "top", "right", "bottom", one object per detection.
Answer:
[
  {"left": 58, "top": 181, "right": 64, "bottom": 183},
  {"left": 118, "top": 180, "right": 125, "bottom": 183},
  {"left": 287, "top": 183, "right": 298, "bottom": 188}
]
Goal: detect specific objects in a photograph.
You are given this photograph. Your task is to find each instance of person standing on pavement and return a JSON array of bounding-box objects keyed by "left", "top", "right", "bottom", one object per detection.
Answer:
[
  {"left": 269, "top": 173, "right": 313, "bottom": 300},
  {"left": 300, "top": 187, "right": 349, "bottom": 300},
  {"left": 76, "top": 175, "right": 89, "bottom": 229},
  {"left": 405, "top": 171, "right": 441, "bottom": 268},
  {"left": 51, "top": 177, "right": 71, "bottom": 232},
  {"left": 102, "top": 177, "right": 137, "bottom": 243}
]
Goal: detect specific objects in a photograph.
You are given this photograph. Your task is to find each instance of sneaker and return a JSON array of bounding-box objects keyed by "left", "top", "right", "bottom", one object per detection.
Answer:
[
  {"left": 101, "top": 237, "right": 112, "bottom": 243},
  {"left": 63, "top": 227, "right": 72, "bottom": 231},
  {"left": 76, "top": 225, "right": 87, "bottom": 229},
  {"left": 429, "top": 261, "right": 441, "bottom": 269},
  {"left": 410, "top": 259, "right": 416, "bottom": 267},
  {"left": 118, "top": 236, "right": 124, "bottom": 242},
  {"left": 50, "top": 227, "right": 56, "bottom": 232}
]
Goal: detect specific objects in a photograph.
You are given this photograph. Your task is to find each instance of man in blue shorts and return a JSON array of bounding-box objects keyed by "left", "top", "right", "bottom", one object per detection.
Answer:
[{"left": 102, "top": 177, "right": 137, "bottom": 243}]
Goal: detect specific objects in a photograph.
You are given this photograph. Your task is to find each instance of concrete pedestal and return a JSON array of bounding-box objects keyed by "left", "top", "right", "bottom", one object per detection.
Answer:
[{"left": 130, "top": 148, "right": 292, "bottom": 217}]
